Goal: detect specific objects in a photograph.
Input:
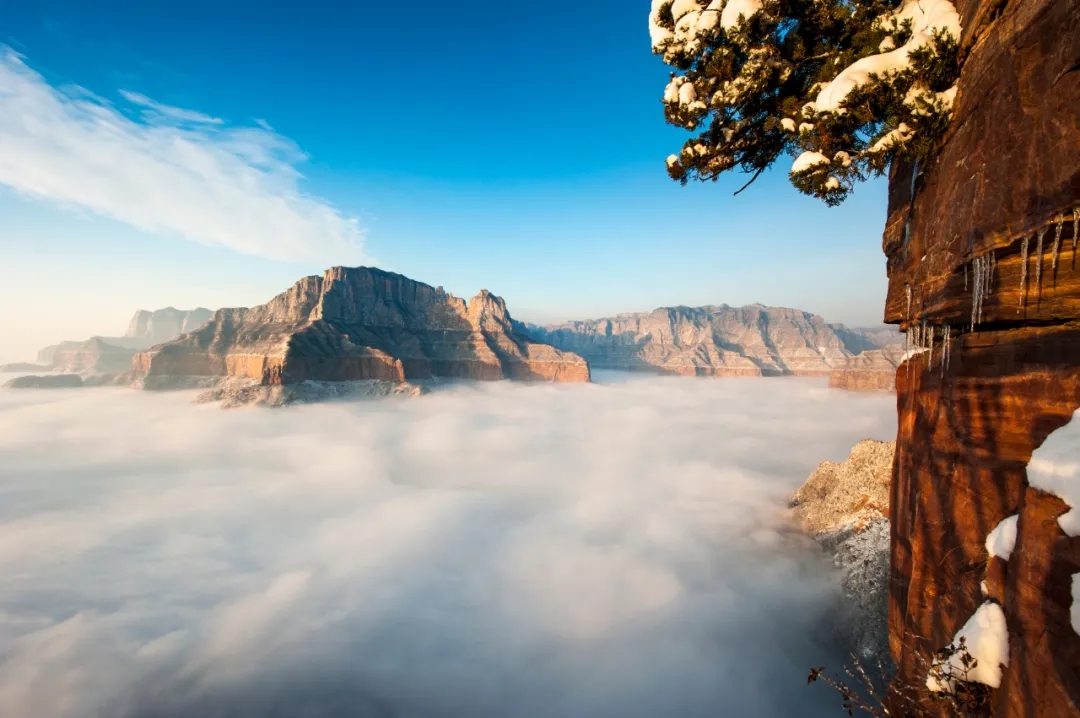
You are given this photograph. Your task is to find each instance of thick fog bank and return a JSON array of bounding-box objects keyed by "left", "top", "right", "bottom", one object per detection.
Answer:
[{"left": 0, "top": 373, "right": 896, "bottom": 717}]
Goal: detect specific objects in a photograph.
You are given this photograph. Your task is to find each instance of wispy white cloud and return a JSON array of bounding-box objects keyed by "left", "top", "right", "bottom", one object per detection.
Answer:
[
  {"left": 118, "top": 90, "right": 224, "bottom": 125},
  {"left": 0, "top": 49, "right": 365, "bottom": 262}
]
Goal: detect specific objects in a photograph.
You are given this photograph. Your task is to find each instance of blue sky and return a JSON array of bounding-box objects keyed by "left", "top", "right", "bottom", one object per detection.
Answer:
[{"left": 0, "top": 0, "right": 891, "bottom": 362}]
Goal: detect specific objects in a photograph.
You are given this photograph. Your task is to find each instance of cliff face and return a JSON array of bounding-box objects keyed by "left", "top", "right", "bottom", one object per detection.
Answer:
[
  {"left": 828, "top": 345, "right": 907, "bottom": 392},
  {"left": 523, "top": 305, "right": 900, "bottom": 377},
  {"left": 134, "top": 267, "right": 590, "bottom": 386},
  {"left": 884, "top": 0, "right": 1080, "bottom": 714}
]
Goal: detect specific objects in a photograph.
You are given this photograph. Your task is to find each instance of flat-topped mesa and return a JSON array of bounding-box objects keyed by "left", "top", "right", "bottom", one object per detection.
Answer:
[
  {"left": 126, "top": 307, "right": 213, "bottom": 345},
  {"left": 523, "top": 304, "right": 898, "bottom": 377},
  {"left": 133, "top": 267, "right": 590, "bottom": 387}
]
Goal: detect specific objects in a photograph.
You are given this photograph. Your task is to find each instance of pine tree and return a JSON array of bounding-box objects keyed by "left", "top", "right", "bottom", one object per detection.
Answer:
[{"left": 649, "top": 0, "right": 961, "bottom": 205}]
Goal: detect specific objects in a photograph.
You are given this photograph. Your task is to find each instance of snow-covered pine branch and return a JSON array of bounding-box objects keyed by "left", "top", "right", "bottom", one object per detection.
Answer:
[{"left": 649, "top": 0, "right": 962, "bottom": 205}]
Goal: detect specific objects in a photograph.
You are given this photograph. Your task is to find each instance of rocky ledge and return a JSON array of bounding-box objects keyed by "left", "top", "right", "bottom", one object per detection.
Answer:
[
  {"left": 791, "top": 439, "right": 896, "bottom": 661},
  {"left": 133, "top": 267, "right": 590, "bottom": 389},
  {"left": 3, "top": 374, "right": 84, "bottom": 389},
  {"left": 195, "top": 377, "right": 429, "bottom": 409}
]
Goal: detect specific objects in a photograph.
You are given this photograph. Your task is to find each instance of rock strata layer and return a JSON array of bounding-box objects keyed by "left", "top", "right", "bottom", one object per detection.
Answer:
[
  {"left": 523, "top": 305, "right": 900, "bottom": 377},
  {"left": 828, "top": 345, "right": 907, "bottom": 392},
  {"left": 881, "top": 0, "right": 1080, "bottom": 713},
  {"left": 134, "top": 267, "right": 590, "bottom": 387}
]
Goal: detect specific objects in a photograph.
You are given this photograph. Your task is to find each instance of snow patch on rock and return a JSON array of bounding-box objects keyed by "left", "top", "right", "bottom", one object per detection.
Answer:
[
  {"left": 1027, "top": 409, "right": 1080, "bottom": 536},
  {"left": 927, "top": 601, "right": 1010, "bottom": 692},
  {"left": 986, "top": 514, "right": 1019, "bottom": 561}
]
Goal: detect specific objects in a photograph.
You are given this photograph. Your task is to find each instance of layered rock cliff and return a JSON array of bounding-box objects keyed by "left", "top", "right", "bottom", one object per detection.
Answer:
[
  {"left": 828, "top": 344, "right": 907, "bottom": 392},
  {"left": 883, "top": 1, "right": 1080, "bottom": 714},
  {"left": 522, "top": 305, "right": 900, "bottom": 377},
  {"left": 134, "top": 267, "right": 590, "bottom": 387}
]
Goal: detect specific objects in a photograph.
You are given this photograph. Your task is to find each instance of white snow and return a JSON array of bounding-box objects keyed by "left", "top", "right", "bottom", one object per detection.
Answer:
[
  {"left": 671, "top": 0, "right": 703, "bottom": 22},
  {"left": 780, "top": 117, "right": 796, "bottom": 132},
  {"left": 879, "top": 36, "right": 896, "bottom": 52},
  {"left": 926, "top": 601, "right": 1010, "bottom": 692},
  {"left": 649, "top": 0, "right": 675, "bottom": 48},
  {"left": 980, "top": 580, "right": 988, "bottom": 596},
  {"left": 663, "top": 77, "right": 682, "bottom": 103},
  {"left": 679, "top": 81, "right": 697, "bottom": 106},
  {"left": 814, "top": 0, "right": 961, "bottom": 114},
  {"left": 798, "top": 122, "right": 814, "bottom": 134},
  {"left": 985, "top": 515, "right": 1019, "bottom": 561},
  {"left": 1027, "top": 409, "right": 1080, "bottom": 536},
  {"left": 824, "top": 177, "right": 840, "bottom": 190},
  {"left": 833, "top": 151, "right": 852, "bottom": 167},
  {"left": 665, "top": 154, "right": 679, "bottom": 167},
  {"left": 720, "top": 0, "right": 762, "bottom": 31},
  {"left": 868, "top": 122, "right": 912, "bottom": 153},
  {"left": 790, "top": 151, "right": 829, "bottom": 174},
  {"left": 1072, "top": 573, "right": 1080, "bottom": 636}
]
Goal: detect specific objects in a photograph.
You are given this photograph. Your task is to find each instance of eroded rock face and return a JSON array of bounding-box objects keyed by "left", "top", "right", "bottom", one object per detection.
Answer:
[
  {"left": 47, "top": 337, "right": 139, "bottom": 376},
  {"left": 829, "top": 345, "right": 907, "bottom": 392},
  {"left": 522, "top": 305, "right": 900, "bottom": 377},
  {"left": 134, "top": 267, "right": 590, "bottom": 387},
  {"left": 883, "top": 0, "right": 1080, "bottom": 713}
]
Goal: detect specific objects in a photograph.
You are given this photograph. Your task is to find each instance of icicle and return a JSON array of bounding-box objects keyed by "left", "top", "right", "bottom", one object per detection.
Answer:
[
  {"left": 1053, "top": 215, "right": 1064, "bottom": 277},
  {"left": 1020, "top": 234, "right": 1030, "bottom": 311},
  {"left": 905, "top": 284, "right": 912, "bottom": 325},
  {"left": 1074, "top": 207, "right": 1080, "bottom": 255},
  {"left": 971, "top": 256, "right": 982, "bottom": 330},
  {"left": 1036, "top": 228, "right": 1046, "bottom": 302},
  {"left": 944, "top": 325, "right": 951, "bottom": 371},
  {"left": 964, "top": 261, "right": 969, "bottom": 290}
]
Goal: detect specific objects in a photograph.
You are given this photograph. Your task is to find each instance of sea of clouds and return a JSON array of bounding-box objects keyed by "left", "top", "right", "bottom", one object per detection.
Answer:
[{"left": 0, "top": 372, "right": 896, "bottom": 717}]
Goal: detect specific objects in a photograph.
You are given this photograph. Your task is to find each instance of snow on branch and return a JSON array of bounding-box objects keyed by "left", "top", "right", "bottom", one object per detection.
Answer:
[{"left": 649, "top": 0, "right": 963, "bottom": 204}]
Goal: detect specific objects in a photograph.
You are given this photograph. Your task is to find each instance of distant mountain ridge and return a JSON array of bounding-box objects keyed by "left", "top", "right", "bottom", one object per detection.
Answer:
[
  {"left": 27, "top": 307, "right": 213, "bottom": 374},
  {"left": 519, "top": 304, "right": 902, "bottom": 377},
  {"left": 133, "top": 266, "right": 590, "bottom": 388}
]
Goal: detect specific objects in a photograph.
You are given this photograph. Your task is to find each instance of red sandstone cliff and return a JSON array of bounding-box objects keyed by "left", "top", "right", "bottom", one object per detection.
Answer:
[
  {"left": 133, "top": 267, "right": 590, "bottom": 387},
  {"left": 884, "top": 0, "right": 1080, "bottom": 714}
]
